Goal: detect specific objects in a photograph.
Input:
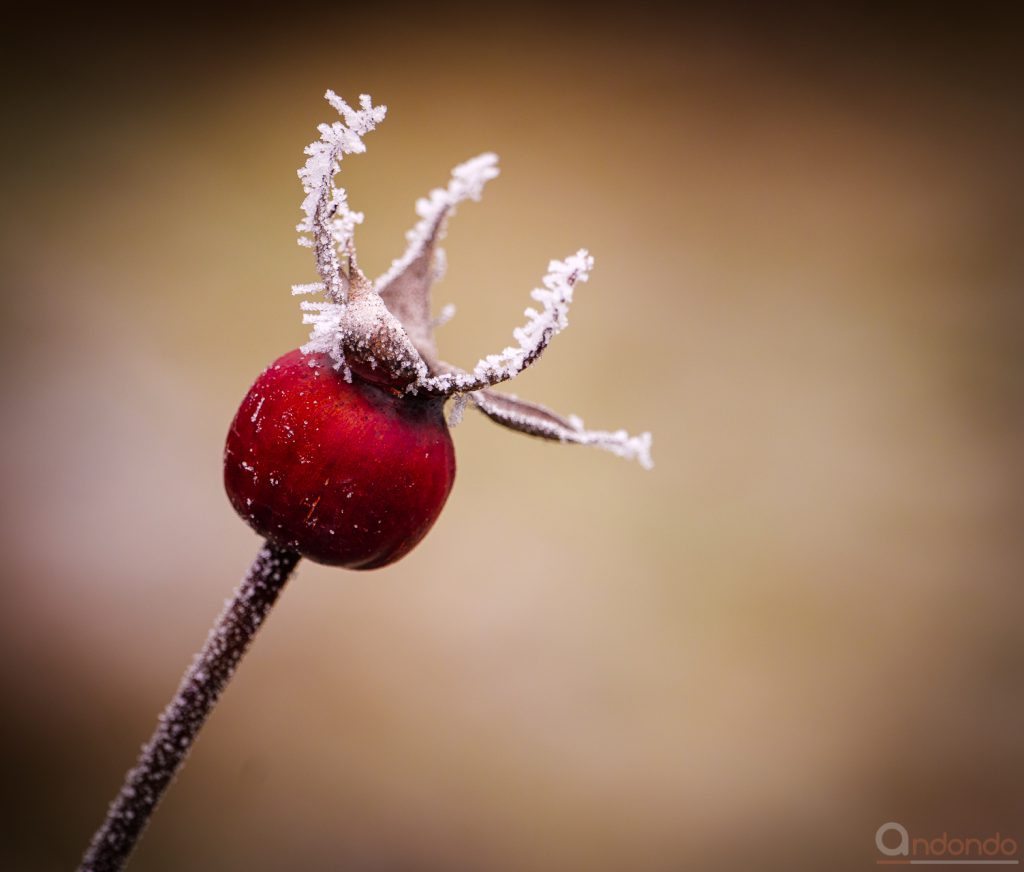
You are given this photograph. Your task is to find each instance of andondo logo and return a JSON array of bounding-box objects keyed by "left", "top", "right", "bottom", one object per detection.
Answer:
[{"left": 876, "top": 822, "right": 1020, "bottom": 865}]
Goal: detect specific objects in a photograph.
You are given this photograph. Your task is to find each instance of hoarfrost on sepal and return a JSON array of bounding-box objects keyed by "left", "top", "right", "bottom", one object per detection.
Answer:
[
  {"left": 415, "top": 249, "right": 593, "bottom": 395},
  {"left": 296, "top": 92, "right": 386, "bottom": 305},
  {"left": 295, "top": 91, "right": 409, "bottom": 379},
  {"left": 301, "top": 263, "right": 428, "bottom": 386},
  {"left": 374, "top": 154, "right": 498, "bottom": 365},
  {"left": 376, "top": 153, "right": 500, "bottom": 293},
  {"left": 471, "top": 390, "right": 654, "bottom": 469},
  {"left": 299, "top": 300, "right": 352, "bottom": 379}
]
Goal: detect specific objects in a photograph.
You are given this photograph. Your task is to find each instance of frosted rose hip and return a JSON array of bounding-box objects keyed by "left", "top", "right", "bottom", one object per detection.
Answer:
[
  {"left": 81, "top": 88, "right": 655, "bottom": 872},
  {"left": 225, "top": 349, "right": 455, "bottom": 569},
  {"left": 226, "top": 90, "right": 652, "bottom": 568}
]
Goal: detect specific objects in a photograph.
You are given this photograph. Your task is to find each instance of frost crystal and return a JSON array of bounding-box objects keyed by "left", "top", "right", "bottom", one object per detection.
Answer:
[
  {"left": 291, "top": 90, "right": 652, "bottom": 468},
  {"left": 298, "top": 299, "right": 349, "bottom": 376},
  {"left": 447, "top": 393, "right": 469, "bottom": 427},
  {"left": 431, "top": 303, "right": 457, "bottom": 329}
]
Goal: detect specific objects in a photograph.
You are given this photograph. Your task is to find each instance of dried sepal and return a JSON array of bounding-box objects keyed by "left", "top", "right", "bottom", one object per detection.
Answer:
[
  {"left": 296, "top": 92, "right": 386, "bottom": 303},
  {"left": 471, "top": 390, "right": 654, "bottom": 469},
  {"left": 375, "top": 212, "right": 444, "bottom": 364},
  {"left": 414, "top": 250, "right": 592, "bottom": 396},
  {"left": 302, "top": 253, "right": 427, "bottom": 387},
  {"left": 377, "top": 154, "right": 499, "bottom": 363}
]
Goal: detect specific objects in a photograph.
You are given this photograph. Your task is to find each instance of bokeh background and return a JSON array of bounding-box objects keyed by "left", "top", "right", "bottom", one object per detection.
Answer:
[{"left": 2, "top": 5, "right": 1022, "bottom": 870}]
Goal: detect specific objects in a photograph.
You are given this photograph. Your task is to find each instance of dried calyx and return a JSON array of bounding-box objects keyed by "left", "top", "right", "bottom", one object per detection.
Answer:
[{"left": 293, "top": 91, "right": 653, "bottom": 469}]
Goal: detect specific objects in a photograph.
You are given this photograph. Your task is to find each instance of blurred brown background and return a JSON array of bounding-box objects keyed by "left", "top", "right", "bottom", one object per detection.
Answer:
[{"left": 1, "top": 4, "right": 1022, "bottom": 870}]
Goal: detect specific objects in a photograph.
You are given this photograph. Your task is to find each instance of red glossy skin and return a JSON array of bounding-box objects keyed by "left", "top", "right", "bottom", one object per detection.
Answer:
[{"left": 224, "top": 349, "right": 455, "bottom": 569}]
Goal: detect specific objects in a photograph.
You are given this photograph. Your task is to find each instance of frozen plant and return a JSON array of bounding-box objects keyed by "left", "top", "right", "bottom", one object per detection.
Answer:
[
  {"left": 79, "top": 90, "right": 653, "bottom": 872},
  {"left": 292, "top": 94, "right": 652, "bottom": 468}
]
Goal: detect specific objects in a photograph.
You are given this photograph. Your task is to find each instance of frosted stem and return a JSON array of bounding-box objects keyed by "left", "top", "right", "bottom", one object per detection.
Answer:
[{"left": 78, "top": 541, "right": 301, "bottom": 872}]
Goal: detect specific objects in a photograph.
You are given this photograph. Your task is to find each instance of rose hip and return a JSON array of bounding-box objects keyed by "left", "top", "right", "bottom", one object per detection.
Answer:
[{"left": 225, "top": 349, "right": 455, "bottom": 569}]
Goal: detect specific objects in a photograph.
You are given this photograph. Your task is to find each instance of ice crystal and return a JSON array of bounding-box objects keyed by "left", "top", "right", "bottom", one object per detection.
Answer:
[
  {"left": 431, "top": 303, "right": 457, "bottom": 329},
  {"left": 292, "top": 91, "right": 652, "bottom": 468},
  {"left": 447, "top": 393, "right": 469, "bottom": 428}
]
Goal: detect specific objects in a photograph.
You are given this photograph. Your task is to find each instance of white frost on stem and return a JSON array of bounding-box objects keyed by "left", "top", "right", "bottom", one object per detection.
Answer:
[
  {"left": 416, "top": 249, "right": 593, "bottom": 395},
  {"left": 296, "top": 91, "right": 386, "bottom": 303},
  {"left": 376, "top": 153, "right": 500, "bottom": 293}
]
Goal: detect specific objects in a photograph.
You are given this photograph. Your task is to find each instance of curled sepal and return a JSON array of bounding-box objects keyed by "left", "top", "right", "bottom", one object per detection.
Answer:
[
  {"left": 296, "top": 92, "right": 386, "bottom": 303},
  {"left": 471, "top": 390, "right": 654, "bottom": 469},
  {"left": 377, "top": 154, "right": 500, "bottom": 363},
  {"left": 415, "top": 250, "right": 593, "bottom": 396}
]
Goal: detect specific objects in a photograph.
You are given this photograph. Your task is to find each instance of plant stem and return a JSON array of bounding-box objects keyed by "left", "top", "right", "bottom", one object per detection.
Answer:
[{"left": 78, "top": 541, "right": 301, "bottom": 872}]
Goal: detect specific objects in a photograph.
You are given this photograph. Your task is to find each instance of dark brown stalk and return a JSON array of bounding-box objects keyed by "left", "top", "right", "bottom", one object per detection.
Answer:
[{"left": 78, "top": 541, "right": 301, "bottom": 872}]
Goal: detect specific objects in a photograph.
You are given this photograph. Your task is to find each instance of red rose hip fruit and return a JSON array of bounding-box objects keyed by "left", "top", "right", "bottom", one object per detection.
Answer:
[{"left": 224, "top": 348, "right": 456, "bottom": 569}]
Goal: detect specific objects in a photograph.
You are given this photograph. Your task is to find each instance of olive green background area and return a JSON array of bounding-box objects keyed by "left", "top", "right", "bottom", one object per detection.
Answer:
[{"left": 1, "top": 5, "right": 1022, "bottom": 871}]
